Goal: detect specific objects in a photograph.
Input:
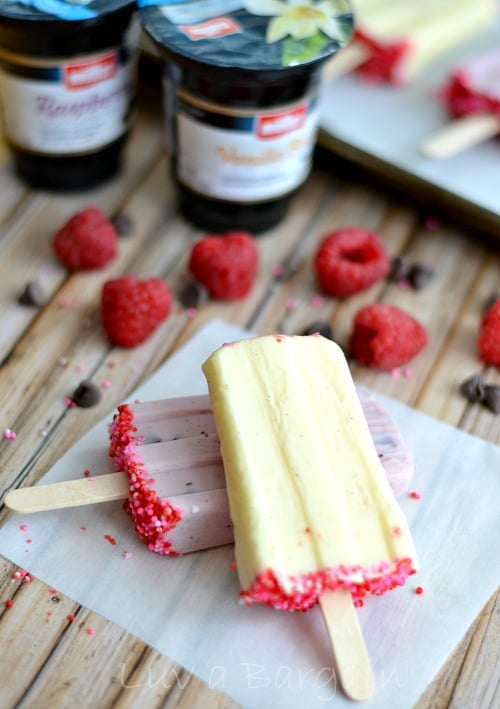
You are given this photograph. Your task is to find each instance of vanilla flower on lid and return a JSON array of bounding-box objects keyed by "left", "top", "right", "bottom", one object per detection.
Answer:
[{"left": 245, "top": 0, "right": 350, "bottom": 44}]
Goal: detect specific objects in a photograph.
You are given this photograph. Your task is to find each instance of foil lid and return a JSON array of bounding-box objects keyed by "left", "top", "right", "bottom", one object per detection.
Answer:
[
  {"left": 140, "top": 0, "right": 354, "bottom": 71},
  {"left": 0, "top": 0, "right": 131, "bottom": 21}
]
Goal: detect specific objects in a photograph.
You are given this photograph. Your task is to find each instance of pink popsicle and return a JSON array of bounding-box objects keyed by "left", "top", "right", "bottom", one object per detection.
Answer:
[{"left": 109, "top": 390, "right": 413, "bottom": 556}]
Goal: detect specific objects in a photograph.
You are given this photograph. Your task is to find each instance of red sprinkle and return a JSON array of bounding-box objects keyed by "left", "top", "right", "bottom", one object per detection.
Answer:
[
  {"left": 5, "top": 599, "right": 14, "bottom": 608},
  {"left": 415, "top": 586, "right": 424, "bottom": 595},
  {"left": 424, "top": 216, "right": 439, "bottom": 231},
  {"left": 410, "top": 491, "right": 422, "bottom": 500},
  {"left": 68, "top": 614, "right": 76, "bottom": 623},
  {"left": 83, "top": 469, "right": 91, "bottom": 477},
  {"left": 104, "top": 534, "right": 117, "bottom": 546},
  {"left": 229, "top": 561, "right": 237, "bottom": 570},
  {"left": 87, "top": 627, "right": 96, "bottom": 636}
]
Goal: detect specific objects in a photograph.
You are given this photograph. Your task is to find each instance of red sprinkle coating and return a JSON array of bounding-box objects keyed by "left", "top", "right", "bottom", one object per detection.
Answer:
[
  {"left": 240, "top": 558, "right": 416, "bottom": 611},
  {"left": 439, "top": 70, "right": 500, "bottom": 119},
  {"left": 354, "top": 30, "right": 411, "bottom": 85},
  {"left": 109, "top": 404, "right": 182, "bottom": 555}
]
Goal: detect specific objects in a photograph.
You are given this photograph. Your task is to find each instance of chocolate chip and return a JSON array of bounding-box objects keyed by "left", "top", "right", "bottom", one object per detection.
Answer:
[
  {"left": 71, "top": 380, "right": 101, "bottom": 408},
  {"left": 301, "top": 321, "right": 333, "bottom": 339},
  {"left": 389, "top": 257, "right": 434, "bottom": 290},
  {"left": 408, "top": 263, "right": 435, "bottom": 291},
  {"left": 460, "top": 374, "right": 500, "bottom": 414},
  {"left": 389, "top": 257, "right": 411, "bottom": 282},
  {"left": 179, "top": 281, "right": 209, "bottom": 309},
  {"left": 111, "top": 212, "right": 134, "bottom": 237},
  {"left": 273, "top": 263, "right": 297, "bottom": 282},
  {"left": 460, "top": 373, "right": 486, "bottom": 403},
  {"left": 18, "top": 280, "right": 46, "bottom": 308},
  {"left": 484, "top": 386, "right": 500, "bottom": 414}
]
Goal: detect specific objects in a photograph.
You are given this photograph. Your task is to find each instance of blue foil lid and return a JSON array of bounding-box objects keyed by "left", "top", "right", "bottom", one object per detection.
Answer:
[
  {"left": 0, "top": 0, "right": 132, "bottom": 21},
  {"left": 140, "top": 0, "right": 354, "bottom": 71}
]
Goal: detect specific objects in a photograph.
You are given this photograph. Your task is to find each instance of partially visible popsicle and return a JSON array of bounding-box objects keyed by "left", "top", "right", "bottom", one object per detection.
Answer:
[
  {"left": 203, "top": 334, "right": 419, "bottom": 700},
  {"left": 109, "top": 395, "right": 232, "bottom": 555},
  {"left": 5, "top": 390, "right": 414, "bottom": 558},
  {"left": 325, "top": 0, "right": 497, "bottom": 85},
  {"left": 420, "top": 46, "right": 500, "bottom": 159}
]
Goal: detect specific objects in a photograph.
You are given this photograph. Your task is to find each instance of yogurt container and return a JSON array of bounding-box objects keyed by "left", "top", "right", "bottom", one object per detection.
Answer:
[
  {"left": 139, "top": 0, "right": 353, "bottom": 232},
  {"left": 0, "top": 0, "right": 140, "bottom": 190}
]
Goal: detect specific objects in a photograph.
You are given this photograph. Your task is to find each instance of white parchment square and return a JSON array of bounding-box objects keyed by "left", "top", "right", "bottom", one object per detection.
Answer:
[{"left": 1, "top": 320, "right": 499, "bottom": 708}]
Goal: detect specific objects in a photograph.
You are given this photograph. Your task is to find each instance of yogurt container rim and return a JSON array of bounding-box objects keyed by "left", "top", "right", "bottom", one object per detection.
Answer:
[{"left": 139, "top": 0, "right": 354, "bottom": 74}]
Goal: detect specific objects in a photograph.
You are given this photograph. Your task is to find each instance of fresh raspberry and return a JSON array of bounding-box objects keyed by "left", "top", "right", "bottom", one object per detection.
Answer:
[
  {"left": 188, "top": 231, "right": 258, "bottom": 300},
  {"left": 53, "top": 207, "right": 117, "bottom": 270},
  {"left": 314, "top": 227, "right": 391, "bottom": 298},
  {"left": 478, "top": 299, "right": 500, "bottom": 366},
  {"left": 349, "top": 304, "right": 427, "bottom": 370},
  {"left": 101, "top": 276, "right": 172, "bottom": 348}
]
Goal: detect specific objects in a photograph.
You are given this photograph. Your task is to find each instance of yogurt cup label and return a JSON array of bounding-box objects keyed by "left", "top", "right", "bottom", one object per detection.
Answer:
[
  {"left": 176, "top": 93, "right": 320, "bottom": 201},
  {"left": 0, "top": 48, "right": 137, "bottom": 154}
]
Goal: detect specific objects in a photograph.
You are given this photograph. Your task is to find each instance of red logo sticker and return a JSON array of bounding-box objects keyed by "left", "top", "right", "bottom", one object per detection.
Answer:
[
  {"left": 257, "top": 104, "right": 308, "bottom": 139},
  {"left": 64, "top": 54, "right": 117, "bottom": 90},
  {"left": 180, "top": 16, "right": 241, "bottom": 40}
]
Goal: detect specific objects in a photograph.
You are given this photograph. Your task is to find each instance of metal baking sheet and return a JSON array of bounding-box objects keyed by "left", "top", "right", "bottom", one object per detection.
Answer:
[{"left": 318, "top": 21, "right": 500, "bottom": 238}]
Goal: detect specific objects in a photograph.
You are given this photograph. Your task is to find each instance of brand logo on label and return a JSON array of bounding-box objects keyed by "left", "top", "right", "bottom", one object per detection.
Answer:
[
  {"left": 180, "top": 16, "right": 241, "bottom": 40},
  {"left": 257, "top": 105, "right": 308, "bottom": 139},
  {"left": 64, "top": 54, "right": 117, "bottom": 90}
]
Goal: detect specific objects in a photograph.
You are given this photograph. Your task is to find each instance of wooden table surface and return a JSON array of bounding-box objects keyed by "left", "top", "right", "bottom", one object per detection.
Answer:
[{"left": 0, "top": 77, "right": 498, "bottom": 709}]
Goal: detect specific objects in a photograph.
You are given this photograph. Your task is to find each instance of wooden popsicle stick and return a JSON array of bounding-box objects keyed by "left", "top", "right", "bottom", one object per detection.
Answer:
[
  {"left": 320, "top": 589, "right": 375, "bottom": 701},
  {"left": 3, "top": 393, "right": 408, "bottom": 517},
  {"left": 4, "top": 472, "right": 129, "bottom": 514},
  {"left": 322, "top": 41, "right": 372, "bottom": 84},
  {"left": 419, "top": 112, "right": 500, "bottom": 159}
]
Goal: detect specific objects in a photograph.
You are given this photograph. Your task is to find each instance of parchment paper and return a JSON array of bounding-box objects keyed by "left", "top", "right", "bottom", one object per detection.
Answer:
[{"left": 1, "top": 320, "right": 499, "bottom": 708}]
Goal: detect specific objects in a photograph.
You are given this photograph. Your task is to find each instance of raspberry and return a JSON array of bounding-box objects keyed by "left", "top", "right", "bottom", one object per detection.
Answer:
[
  {"left": 101, "top": 276, "right": 172, "bottom": 348},
  {"left": 313, "top": 227, "right": 391, "bottom": 298},
  {"left": 349, "top": 304, "right": 427, "bottom": 370},
  {"left": 188, "top": 231, "right": 258, "bottom": 300},
  {"left": 53, "top": 207, "right": 117, "bottom": 270},
  {"left": 478, "top": 299, "right": 500, "bottom": 366}
]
